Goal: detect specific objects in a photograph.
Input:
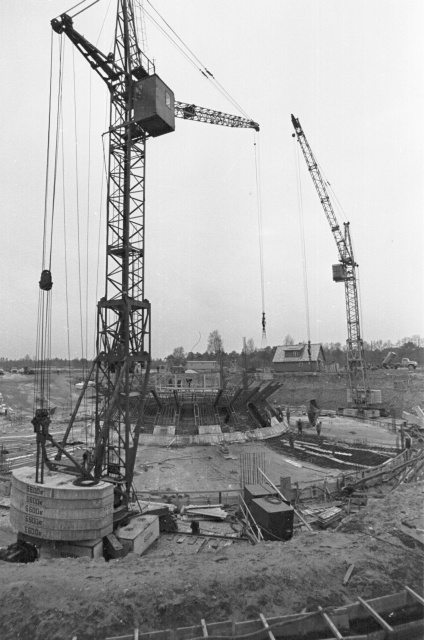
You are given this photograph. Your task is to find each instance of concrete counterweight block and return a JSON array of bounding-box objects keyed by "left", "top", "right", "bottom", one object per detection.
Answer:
[
  {"left": 10, "top": 466, "right": 114, "bottom": 541},
  {"left": 117, "top": 515, "right": 159, "bottom": 556}
]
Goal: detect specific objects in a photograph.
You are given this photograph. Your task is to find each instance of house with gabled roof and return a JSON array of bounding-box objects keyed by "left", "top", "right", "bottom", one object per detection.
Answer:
[{"left": 272, "top": 343, "right": 325, "bottom": 373}]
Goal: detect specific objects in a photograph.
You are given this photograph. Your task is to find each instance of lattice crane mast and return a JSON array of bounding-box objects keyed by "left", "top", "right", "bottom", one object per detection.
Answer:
[
  {"left": 291, "top": 114, "right": 371, "bottom": 410},
  {"left": 43, "top": 3, "right": 258, "bottom": 508}
]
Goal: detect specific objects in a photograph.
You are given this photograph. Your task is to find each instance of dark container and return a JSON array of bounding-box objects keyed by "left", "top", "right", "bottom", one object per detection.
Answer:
[
  {"left": 250, "top": 497, "right": 294, "bottom": 541},
  {"left": 244, "top": 484, "right": 277, "bottom": 508}
]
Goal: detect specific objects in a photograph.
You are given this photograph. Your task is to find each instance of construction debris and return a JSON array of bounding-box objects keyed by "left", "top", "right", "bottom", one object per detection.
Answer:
[
  {"left": 342, "top": 563, "right": 355, "bottom": 585},
  {"left": 183, "top": 507, "right": 227, "bottom": 521},
  {"left": 104, "top": 587, "right": 424, "bottom": 640},
  {"left": 316, "top": 506, "right": 344, "bottom": 528}
]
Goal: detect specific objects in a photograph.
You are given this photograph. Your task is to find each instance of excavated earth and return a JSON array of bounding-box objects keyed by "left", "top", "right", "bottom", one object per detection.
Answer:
[
  {"left": 0, "top": 370, "right": 423, "bottom": 639},
  {"left": 0, "top": 483, "right": 423, "bottom": 640}
]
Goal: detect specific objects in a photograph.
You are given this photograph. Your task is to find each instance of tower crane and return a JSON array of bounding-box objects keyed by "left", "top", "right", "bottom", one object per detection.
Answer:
[
  {"left": 33, "top": 1, "right": 259, "bottom": 513},
  {"left": 291, "top": 115, "right": 380, "bottom": 415}
]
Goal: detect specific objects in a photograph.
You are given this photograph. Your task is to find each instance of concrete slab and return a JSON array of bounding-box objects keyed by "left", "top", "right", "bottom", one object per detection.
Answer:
[
  {"left": 133, "top": 440, "right": 343, "bottom": 498},
  {"left": 198, "top": 425, "right": 222, "bottom": 435},
  {"left": 310, "top": 416, "right": 398, "bottom": 448}
]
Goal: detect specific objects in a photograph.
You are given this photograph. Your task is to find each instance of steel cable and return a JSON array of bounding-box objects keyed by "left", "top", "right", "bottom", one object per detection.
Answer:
[{"left": 294, "top": 137, "right": 311, "bottom": 344}]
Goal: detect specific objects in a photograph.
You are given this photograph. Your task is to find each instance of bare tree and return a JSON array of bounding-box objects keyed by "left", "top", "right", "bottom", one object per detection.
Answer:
[
  {"left": 283, "top": 334, "right": 295, "bottom": 345},
  {"left": 169, "top": 346, "right": 185, "bottom": 365},
  {"left": 207, "top": 330, "right": 224, "bottom": 355},
  {"left": 246, "top": 338, "right": 256, "bottom": 354}
]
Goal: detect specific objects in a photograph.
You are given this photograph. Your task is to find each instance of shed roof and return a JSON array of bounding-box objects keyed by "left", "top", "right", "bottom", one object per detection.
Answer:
[{"left": 273, "top": 343, "right": 325, "bottom": 363}]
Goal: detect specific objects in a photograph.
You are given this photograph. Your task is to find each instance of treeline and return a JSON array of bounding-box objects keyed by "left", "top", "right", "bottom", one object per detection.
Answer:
[
  {"left": 322, "top": 341, "right": 423, "bottom": 368},
  {"left": 0, "top": 356, "right": 91, "bottom": 370},
  {"left": 163, "top": 334, "right": 423, "bottom": 371},
  {"left": 1, "top": 336, "right": 422, "bottom": 371}
]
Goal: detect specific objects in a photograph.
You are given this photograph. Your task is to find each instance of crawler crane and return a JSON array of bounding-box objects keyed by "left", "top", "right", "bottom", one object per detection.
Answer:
[
  {"left": 32, "top": 1, "right": 259, "bottom": 514},
  {"left": 291, "top": 115, "right": 382, "bottom": 416}
]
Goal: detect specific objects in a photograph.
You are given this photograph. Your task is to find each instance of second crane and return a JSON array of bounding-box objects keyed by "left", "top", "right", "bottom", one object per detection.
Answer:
[{"left": 291, "top": 115, "right": 382, "bottom": 417}]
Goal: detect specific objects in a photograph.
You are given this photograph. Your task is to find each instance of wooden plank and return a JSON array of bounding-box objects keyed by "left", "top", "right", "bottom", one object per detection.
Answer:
[
  {"left": 106, "top": 590, "right": 417, "bottom": 640},
  {"left": 196, "top": 538, "right": 208, "bottom": 554},
  {"left": 342, "top": 563, "right": 355, "bottom": 585},
  {"left": 357, "top": 596, "right": 393, "bottom": 632},
  {"left": 317, "top": 606, "right": 343, "bottom": 639},
  {"left": 405, "top": 585, "right": 424, "bottom": 606},
  {"left": 399, "top": 524, "right": 424, "bottom": 544},
  {"left": 168, "top": 530, "right": 246, "bottom": 543},
  {"left": 200, "top": 619, "right": 208, "bottom": 638},
  {"left": 259, "top": 613, "right": 276, "bottom": 640}
]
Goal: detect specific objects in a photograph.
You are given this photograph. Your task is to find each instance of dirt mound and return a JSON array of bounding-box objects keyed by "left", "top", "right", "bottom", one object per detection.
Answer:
[
  {"left": 270, "top": 370, "right": 424, "bottom": 417},
  {"left": 0, "top": 483, "right": 423, "bottom": 640}
]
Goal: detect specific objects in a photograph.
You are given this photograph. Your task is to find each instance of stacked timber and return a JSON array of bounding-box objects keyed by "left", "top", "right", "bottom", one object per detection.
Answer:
[
  {"left": 316, "top": 506, "right": 343, "bottom": 528},
  {"left": 10, "top": 466, "right": 113, "bottom": 541},
  {"left": 182, "top": 504, "right": 227, "bottom": 521}
]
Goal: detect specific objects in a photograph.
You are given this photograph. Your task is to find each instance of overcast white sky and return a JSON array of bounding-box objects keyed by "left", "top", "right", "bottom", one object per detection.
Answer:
[{"left": 0, "top": 0, "right": 423, "bottom": 360}]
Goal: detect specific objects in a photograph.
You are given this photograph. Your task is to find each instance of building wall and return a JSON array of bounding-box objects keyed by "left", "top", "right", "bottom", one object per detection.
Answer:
[
  {"left": 274, "top": 361, "right": 322, "bottom": 373},
  {"left": 153, "top": 372, "right": 221, "bottom": 390},
  {"left": 186, "top": 361, "right": 218, "bottom": 372}
]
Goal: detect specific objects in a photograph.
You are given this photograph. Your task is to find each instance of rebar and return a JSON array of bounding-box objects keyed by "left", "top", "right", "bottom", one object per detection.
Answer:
[{"left": 240, "top": 452, "right": 266, "bottom": 487}]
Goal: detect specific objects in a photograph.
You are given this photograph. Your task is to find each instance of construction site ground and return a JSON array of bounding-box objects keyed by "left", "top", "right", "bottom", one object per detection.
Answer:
[
  {"left": 0, "top": 481, "right": 422, "bottom": 640},
  {"left": 0, "top": 370, "right": 423, "bottom": 639}
]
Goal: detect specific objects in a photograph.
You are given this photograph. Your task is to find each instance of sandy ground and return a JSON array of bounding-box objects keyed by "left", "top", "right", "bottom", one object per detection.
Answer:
[
  {"left": 0, "top": 482, "right": 422, "bottom": 640},
  {"left": 133, "top": 440, "right": 343, "bottom": 496}
]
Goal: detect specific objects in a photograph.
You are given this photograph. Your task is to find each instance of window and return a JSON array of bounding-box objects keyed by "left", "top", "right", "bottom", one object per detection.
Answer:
[
  {"left": 165, "top": 91, "right": 171, "bottom": 109},
  {"left": 286, "top": 350, "right": 300, "bottom": 358}
]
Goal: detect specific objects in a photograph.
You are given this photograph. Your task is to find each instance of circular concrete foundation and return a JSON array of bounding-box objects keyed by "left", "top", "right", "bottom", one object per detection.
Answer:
[{"left": 10, "top": 466, "right": 114, "bottom": 541}]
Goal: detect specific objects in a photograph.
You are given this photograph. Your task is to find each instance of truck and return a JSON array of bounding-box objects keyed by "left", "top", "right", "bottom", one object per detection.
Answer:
[
  {"left": 382, "top": 353, "right": 418, "bottom": 370},
  {"left": 381, "top": 352, "right": 397, "bottom": 369},
  {"left": 395, "top": 358, "right": 418, "bottom": 370}
]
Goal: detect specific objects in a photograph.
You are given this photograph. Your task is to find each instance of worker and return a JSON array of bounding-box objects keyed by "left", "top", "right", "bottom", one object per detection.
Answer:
[
  {"left": 297, "top": 419, "right": 303, "bottom": 437},
  {"left": 316, "top": 421, "right": 322, "bottom": 437},
  {"left": 405, "top": 435, "right": 411, "bottom": 460},
  {"left": 190, "top": 520, "right": 200, "bottom": 535},
  {"left": 288, "top": 430, "right": 295, "bottom": 453},
  {"left": 286, "top": 407, "right": 291, "bottom": 425},
  {"left": 82, "top": 449, "right": 91, "bottom": 472}
]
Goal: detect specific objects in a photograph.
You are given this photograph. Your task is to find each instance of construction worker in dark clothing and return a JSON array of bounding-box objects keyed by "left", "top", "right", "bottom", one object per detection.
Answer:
[
  {"left": 286, "top": 408, "right": 291, "bottom": 425},
  {"left": 405, "top": 435, "right": 412, "bottom": 460},
  {"left": 297, "top": 419, "right": 303, "bottom": 437},
  {"left": 288, "top": 430, "right": 295, "bottom": 453},
  {"left": 190, "top": 520, "right": 200, "bottom": 535}
]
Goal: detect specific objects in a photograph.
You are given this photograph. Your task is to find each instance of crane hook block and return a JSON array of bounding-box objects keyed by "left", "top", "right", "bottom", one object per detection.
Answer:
[{"left": 39, "top": 270, "right": 53, "bottom": 291}]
